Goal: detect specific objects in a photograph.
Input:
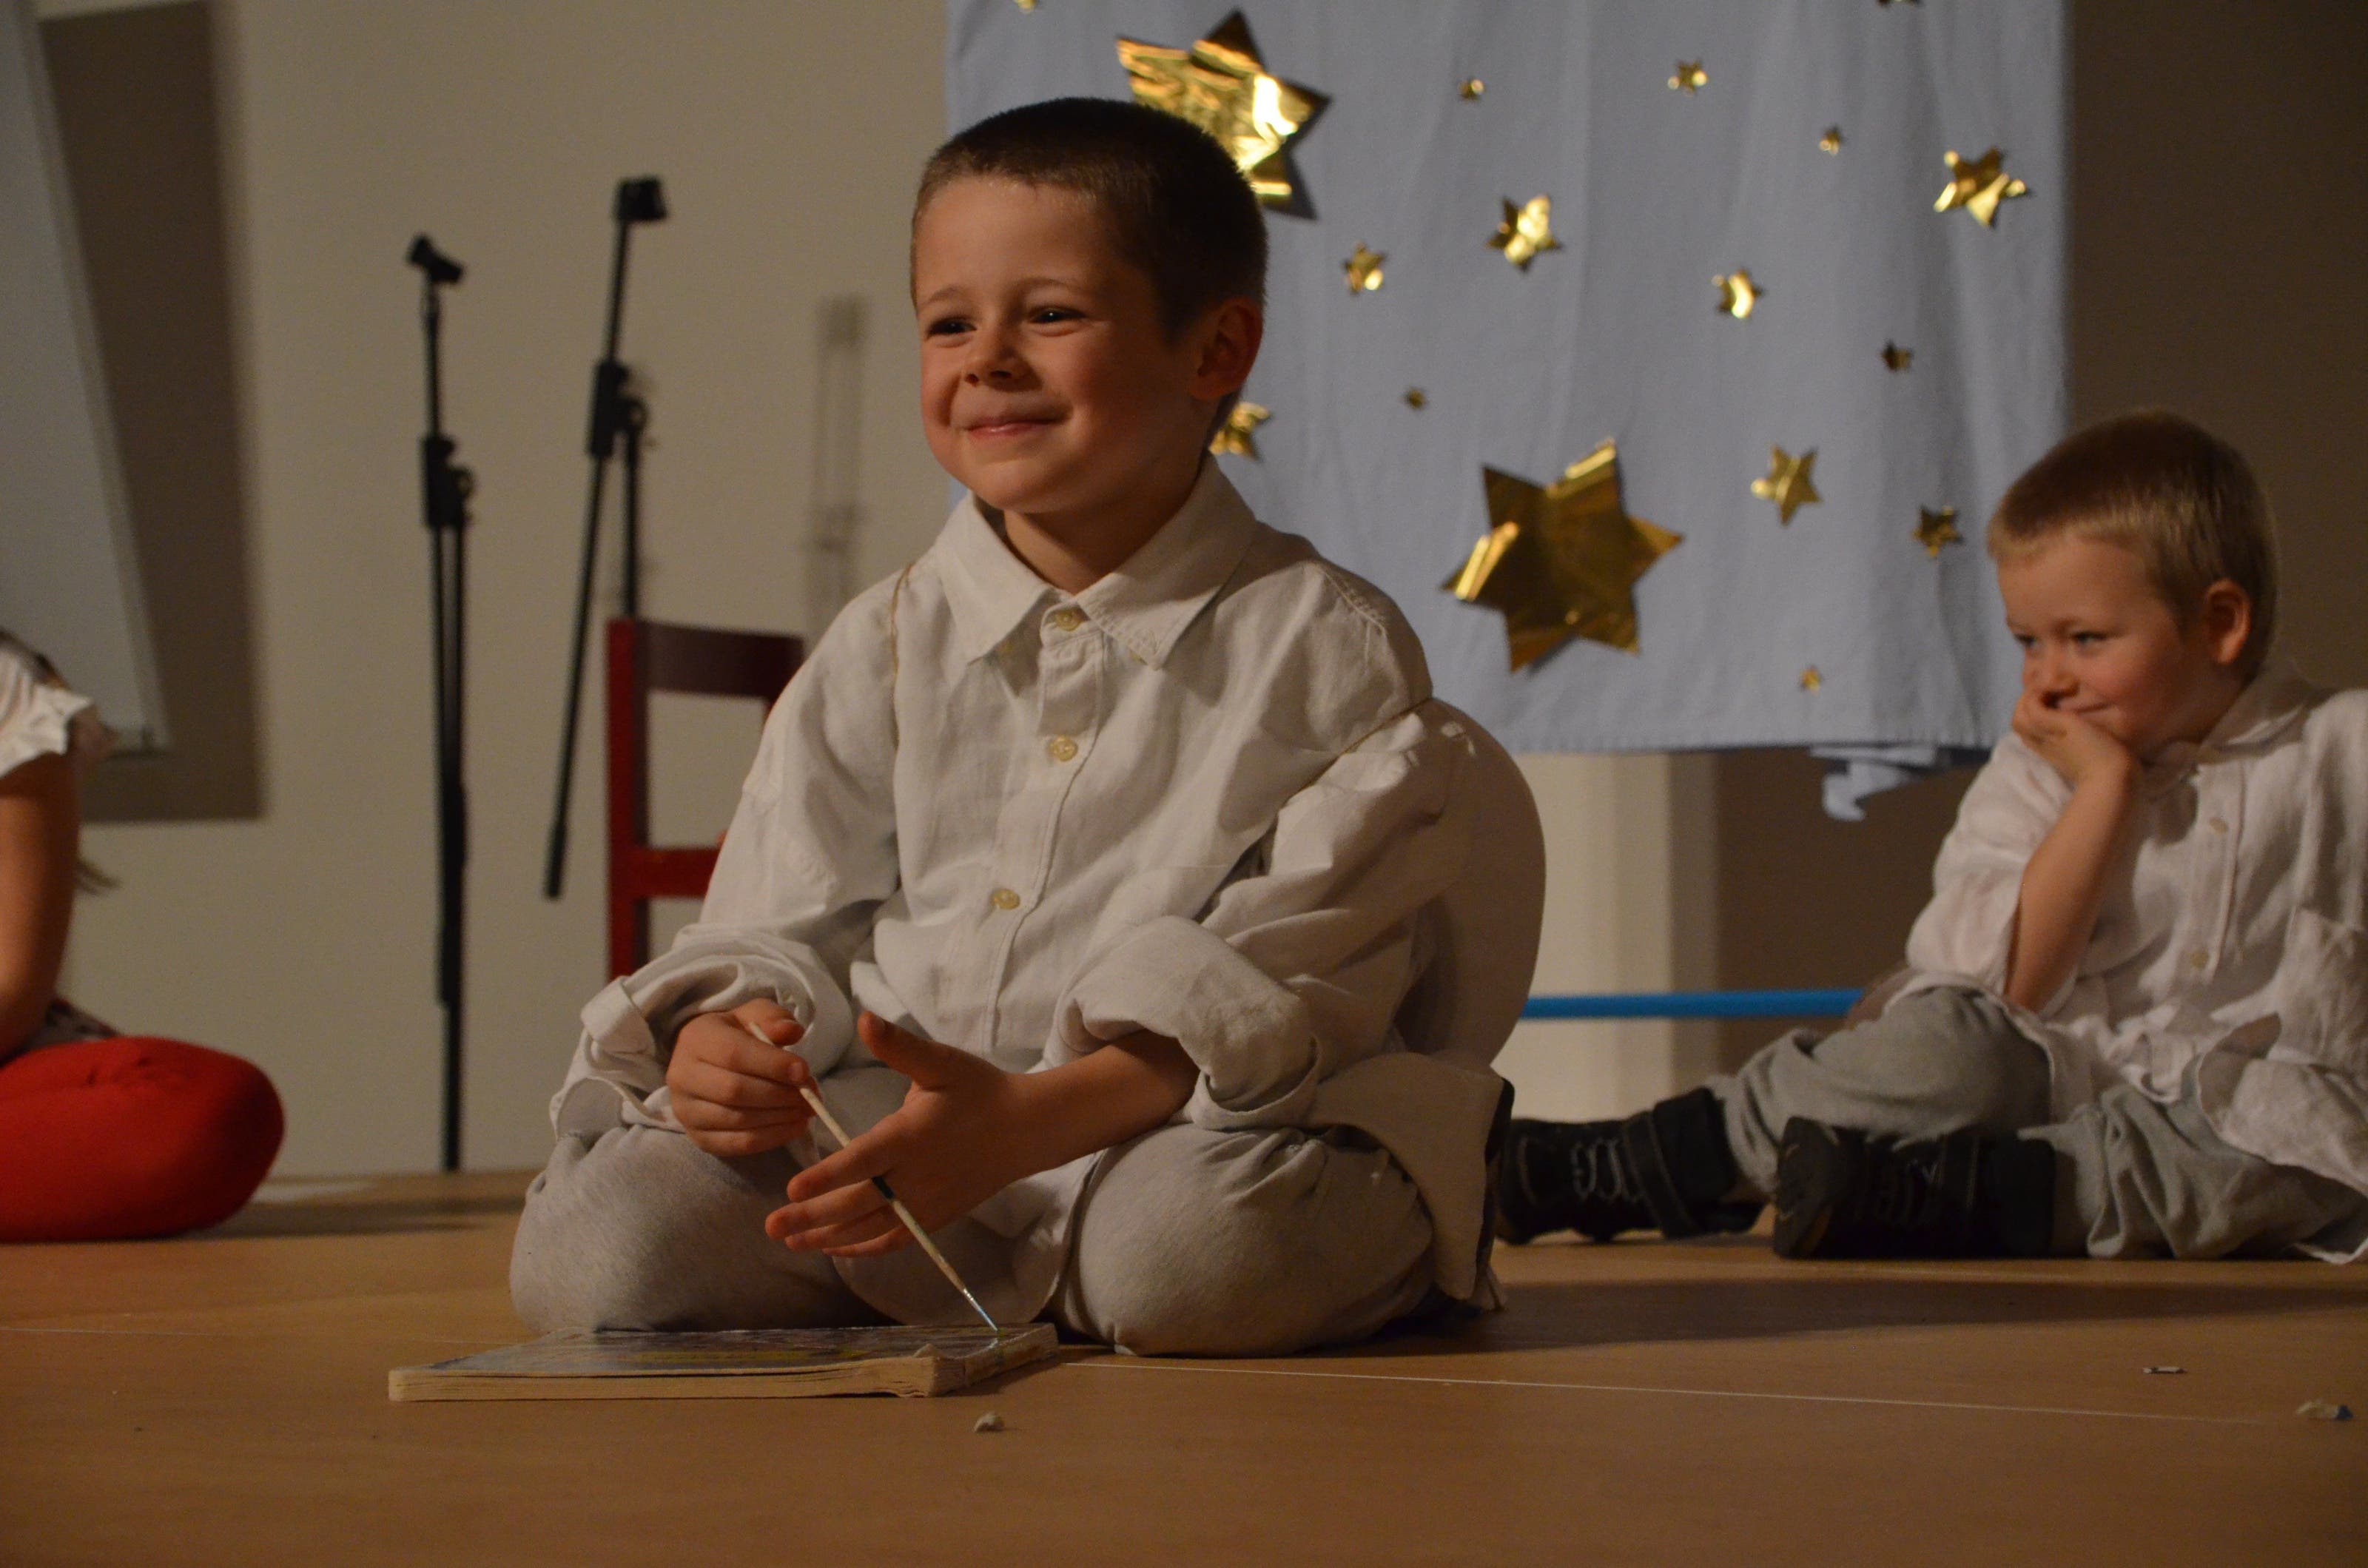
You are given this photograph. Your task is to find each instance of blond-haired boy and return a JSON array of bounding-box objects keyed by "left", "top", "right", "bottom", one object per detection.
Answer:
[
  {"left": 510, "top": 98, "right": 1540, "bottom": 1350},
  {"left": 1499, "top": 411, "right": 2368, "bottom": 1261}
]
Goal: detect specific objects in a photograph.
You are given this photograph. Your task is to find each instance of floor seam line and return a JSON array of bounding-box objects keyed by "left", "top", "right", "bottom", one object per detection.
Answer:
[{"left": 1074, "top": 1359, "right": 2270, "bottom": 1425}]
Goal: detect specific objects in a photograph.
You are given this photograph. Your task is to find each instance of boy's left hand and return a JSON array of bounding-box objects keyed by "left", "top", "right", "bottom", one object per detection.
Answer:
[{"left": 764, "top": 1013, "right": 1046, "bottom": 1257}]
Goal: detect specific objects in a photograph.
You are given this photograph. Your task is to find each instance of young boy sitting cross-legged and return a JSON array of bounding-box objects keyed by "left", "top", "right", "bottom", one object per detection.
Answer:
[
  {"left": 509, "top": 98, "right": 1542, "bottom": 1353},
  {"left": 1498, "top": 411, "right": 2368, "bottom": 1262}
]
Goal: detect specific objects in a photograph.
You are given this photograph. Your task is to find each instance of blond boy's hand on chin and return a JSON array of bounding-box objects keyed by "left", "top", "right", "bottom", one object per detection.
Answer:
[
  {"left": 666, "top": 1000, "right": 817, "bottom": 1157},
  {"left": 2010, "top": 686, "right": 2138, "bottom": 795}
]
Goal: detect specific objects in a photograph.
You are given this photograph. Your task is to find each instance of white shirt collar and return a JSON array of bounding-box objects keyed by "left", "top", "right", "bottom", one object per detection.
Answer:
[
  {"left": 2145, "top": 664, "right": 2319, "bottom": 786},
  {"left": 933, "top": 460, "right": 1259, "bottom": 669}
]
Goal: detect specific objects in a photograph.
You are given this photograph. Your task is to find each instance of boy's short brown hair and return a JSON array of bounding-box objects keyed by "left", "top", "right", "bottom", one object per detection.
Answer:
[
  {"left": 1988, "top": 410, "right": 2278, "bottom": 674},
  {"left": 915, "top": 96, "right": 1268, "bottom": 339}
]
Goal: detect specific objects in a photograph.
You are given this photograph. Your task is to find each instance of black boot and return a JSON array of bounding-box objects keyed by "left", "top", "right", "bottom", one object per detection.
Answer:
[
  {"left": 1495, "top": 1088, "right": 1758, "bottom": 1243},
  {"left": 1771, "top": 1118, "right": 2057, "bottom": 1260}
]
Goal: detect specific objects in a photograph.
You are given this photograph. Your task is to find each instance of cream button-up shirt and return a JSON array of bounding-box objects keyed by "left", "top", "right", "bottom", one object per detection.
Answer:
[
  {"left": 1905, "top": 670, "right": 2368, "bottom": 1236},
  {"left": 551, "top": 463, "right": 1543, "bottom": 1319}
]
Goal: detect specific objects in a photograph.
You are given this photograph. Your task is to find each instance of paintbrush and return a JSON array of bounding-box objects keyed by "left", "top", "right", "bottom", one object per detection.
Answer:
[{"left": 735, "top": 1017, "right": 999, "bottom": 1333}]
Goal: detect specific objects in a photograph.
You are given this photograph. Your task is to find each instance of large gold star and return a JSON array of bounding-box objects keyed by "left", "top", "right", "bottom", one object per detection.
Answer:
[
  {"left": 1715, "top": 269, "right": 1763, "bottom": 319},
  {"left": 1210, "top": 400, "right": 1269, "bottom": 459},
  {"left": 1751, "top": 447, "right": 1820, "bottom": 524},
  {"left": 1118, "top": 12, "right": 1328, "bottom": 212},
  {"left": 1916, "top": 505, "right": 1962, "bottom": 557},
  {"left": 1935, "top": 147, "right": 2030, "bottom": 227},
  {"left": 1490, "top": 195, "right": 1561, "bottom": 270},
  {"left": 1343, "top": 242, "right": 1385, "bottom": 295},
  {"left": 1443, "top": 443, "right": 1682, "bottom": 668}
]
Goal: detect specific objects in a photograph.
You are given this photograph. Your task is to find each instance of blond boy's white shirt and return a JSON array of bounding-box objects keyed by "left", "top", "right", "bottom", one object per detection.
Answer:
[
  {"left": 550, "top": 461, "right": 1539, "bottom": 1319},
  {"left": 1903, "top": 667, "right": 2368, "bottom": 1213}
]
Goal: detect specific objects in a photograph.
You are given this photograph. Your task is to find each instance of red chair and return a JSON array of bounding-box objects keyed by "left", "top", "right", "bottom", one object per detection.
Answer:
[{"left": 605, "top": 616, "right": 801, "bottom": 978}]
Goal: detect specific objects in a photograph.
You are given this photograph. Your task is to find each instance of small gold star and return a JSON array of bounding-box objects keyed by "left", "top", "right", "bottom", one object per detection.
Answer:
[
  {"left": 1490, "top": 195, "right": 1561, "bottom": 270},
  {"left": 1715, "top": 269, "right": 1763, "bottom": 319},
  {"left": 1882, "top": 341, "right": 1914, "bottom": 372},
  {"left": 1343, "top": 242, "right": 1385, "bottom": 295},
  {"left": 1669, "top": 61, "right": 1707, "bottom": 94},
  {"left": 1820, "top": 126, "right": 1844, "bottom": 154},
  {"left": 1936, "top": 147, "right": 2030, "bottom": 227},
  {"left": 1444, "top": 443, "right": 1682, "bottom": 667},
  {"left": 1014, "top": 0, "right": 1036, "bottom": 10},
  {"left": 1800, "top": 667, "right": 1823, "bottom": 692},
  {"left": 1459, "top": 78, "right": 1484, "bottom": 100},
  {"left": 1751, "top": 447, "right": 1820, "bottom": 524},
  {"left": 1404, "top": 388, "right": 1427, "bottom": 409},
  {"left": 1210, "top": 400, "right": 1269, "bottom": 459},
  {"left": 1119, "top": 13, "right": 1328, "bottom": 211},
  {"left": 1916, "top": 506, "right": 1962, "bottom": 557}
]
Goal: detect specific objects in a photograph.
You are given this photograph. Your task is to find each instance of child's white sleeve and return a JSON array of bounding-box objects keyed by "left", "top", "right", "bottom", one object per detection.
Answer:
[
  {"left": 1052, "top": 703, "right": 1481, "bottom": 1131},
  {"left": 552, "top": 587, "right": 899, "bottom": 1137},
  {"left": 1904, "top": 734, "right": 2069, "bottom": 1003}
]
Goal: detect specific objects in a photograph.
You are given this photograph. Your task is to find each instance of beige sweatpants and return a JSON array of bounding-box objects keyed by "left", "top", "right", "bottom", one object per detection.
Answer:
[{"left": 510, "top": 1068, "right": 1439, "bottom": 1356}]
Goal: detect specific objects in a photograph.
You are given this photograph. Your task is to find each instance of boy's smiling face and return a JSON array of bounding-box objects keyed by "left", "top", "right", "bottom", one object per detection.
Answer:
[
  {"left": 912, "top": 177, "right": 1255, "bottom": 579},
  {"left": 1997, "top": 533, "right": 2249, "bottom": 760}
]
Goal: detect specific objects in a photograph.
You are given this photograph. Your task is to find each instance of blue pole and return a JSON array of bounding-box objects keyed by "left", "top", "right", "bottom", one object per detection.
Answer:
[{"left": 1521, "top": 989, "right": 1862, "bottom": 1021}]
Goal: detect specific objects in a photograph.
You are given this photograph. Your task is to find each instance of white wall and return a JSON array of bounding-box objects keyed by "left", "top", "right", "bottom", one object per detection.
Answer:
[{"left": 65, "top": 0, "right": 1698, "bottom": 1174}]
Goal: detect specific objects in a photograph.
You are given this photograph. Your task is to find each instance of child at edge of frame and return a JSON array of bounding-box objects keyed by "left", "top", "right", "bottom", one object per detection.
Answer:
[
  {"left": 508, "top": 97, "right": 1547, "bottom": 1353},
  {"left": 1497, "top": 410, "right": 2368, "bottom": 1265}
]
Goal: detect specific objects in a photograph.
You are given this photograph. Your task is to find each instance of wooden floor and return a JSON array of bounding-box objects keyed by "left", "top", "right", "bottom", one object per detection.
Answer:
[{"left": 4, "top": 1173, "right": 2363, "bottom": 1566}]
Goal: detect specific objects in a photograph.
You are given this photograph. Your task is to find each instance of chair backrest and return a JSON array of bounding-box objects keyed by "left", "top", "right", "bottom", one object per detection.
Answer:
[{"left": 606, "top": 616, "right": 801, "bottom": 978}]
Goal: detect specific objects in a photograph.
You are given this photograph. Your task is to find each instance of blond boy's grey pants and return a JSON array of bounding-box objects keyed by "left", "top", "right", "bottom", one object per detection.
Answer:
[
  {"left": 510, "top": 1071, "right": 1437, "bottom": 1355},
  {"left": 1710, "top": 987, "right": 2368, "bottom": 1259}
]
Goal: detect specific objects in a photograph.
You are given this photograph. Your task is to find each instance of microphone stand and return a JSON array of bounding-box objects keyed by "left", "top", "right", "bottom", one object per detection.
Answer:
[
  {"left": 407, "top": 235, "right": 471, "bottom": 1173},
  {"left": 543, "top": 177, "right": 666, "bottom": 901}
]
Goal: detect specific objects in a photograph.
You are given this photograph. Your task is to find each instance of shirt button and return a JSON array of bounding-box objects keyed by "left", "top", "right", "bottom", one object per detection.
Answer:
[
  {"left": 989, "top": 887, "right": 1022, "bottom": 912},
  {"left": 2207, "top": 816, "right": 2229, "bottom": 834},
  {"left": 1046, "top": 736, "right": 1077, "bottom": 763},
  {"left": 1049, "top": 608, "right": 1084, "bottom": 633}
]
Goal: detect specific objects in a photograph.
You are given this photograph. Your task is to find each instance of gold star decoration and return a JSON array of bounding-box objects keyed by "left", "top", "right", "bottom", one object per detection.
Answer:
[
  {"left": 1459, "top": 78, "right": 1484, "bottom": 100},
  {"left": 1118, "top": 12, "right": 1328, "bottom": 212},
  {"left": 1404, "top": 388, "right": 1427, "bottom": 409},
  {"left": 1014, "top": 0, "right": 1036, "bottom": 10},
  {"left": 1443, "top": 442, "right": 1683, "bottom": 668},
  {"left": 1751, "top": 447, "right": 1821, "bottom": 524},
  {"left": 1882, "top": 341, "right": 1914, "bottom": 372},
  {"left": 1820, "top": 126, "right": 1844, "bottom": 154},
  {"left": 1935, "top": 147, "right": 2030, "bottom": 227},
  {"left": 1669, "top": 61, "right": 1707, "bottom": 94},
  {"left": 1343, "top": 242, "right": 1385, "bottom": 295},
  {"left": 1210, "top": 400, "right": 1269, "bottom": 459},
  {"left": 1800, "top": 667, "right": 1823, "bottom": 692},
  {"left": 1715, "top": 269, "right": 1763, "bottom": 319},
  {"left": 1489, "top": 195, "right": 1561, "bottom": 270},
  {"left": 1916, "top": 506, "right": 1962, "bottom": 557}
]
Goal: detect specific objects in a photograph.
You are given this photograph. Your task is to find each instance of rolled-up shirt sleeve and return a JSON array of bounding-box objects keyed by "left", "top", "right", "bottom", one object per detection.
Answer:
[
  {"left": 1054, "top": 705, "right": 1467, "bottom": 1131},
  {"left": 551, "top": 585, "right": 901, "bottom": 1137},
  {"left": 1906, "top": 734, "right": 2068, "bottom": 1004}
]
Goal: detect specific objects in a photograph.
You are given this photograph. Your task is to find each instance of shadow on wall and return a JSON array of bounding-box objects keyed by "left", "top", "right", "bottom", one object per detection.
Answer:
[{"left": 45, "top": 1, "right": 261, "bottom": 822}]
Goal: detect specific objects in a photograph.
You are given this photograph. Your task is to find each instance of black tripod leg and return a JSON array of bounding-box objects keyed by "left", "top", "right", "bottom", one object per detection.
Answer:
[{"left": 542, "top": 454, "right": 608, "bottom": 900}]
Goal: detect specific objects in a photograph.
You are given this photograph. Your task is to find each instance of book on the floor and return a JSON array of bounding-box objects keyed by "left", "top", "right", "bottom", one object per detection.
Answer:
[{"left": 387, "top": 1322, "right": 1057, "bottom": 1402}]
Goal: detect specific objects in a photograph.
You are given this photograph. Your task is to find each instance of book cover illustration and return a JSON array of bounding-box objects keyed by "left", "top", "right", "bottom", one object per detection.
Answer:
[{"left": 389, "top": 1322, "right": 1058, "bottom": 1402}]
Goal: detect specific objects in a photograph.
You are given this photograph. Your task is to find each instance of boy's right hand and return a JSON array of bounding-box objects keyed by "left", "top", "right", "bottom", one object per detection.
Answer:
[
  {"left": 2011, "top": 688, "right": 2137, "bottom": 794},
  {"left": 666, "top": 1001, "right": 816, "bottom": 1157}
]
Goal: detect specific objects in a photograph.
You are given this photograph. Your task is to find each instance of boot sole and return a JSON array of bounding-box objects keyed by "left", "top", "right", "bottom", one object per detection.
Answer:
[{"left": 1772, "top": 1118, "right": 1853, "bottom": 1259}]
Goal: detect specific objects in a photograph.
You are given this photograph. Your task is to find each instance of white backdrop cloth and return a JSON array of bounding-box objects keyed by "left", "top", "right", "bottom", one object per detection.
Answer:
[{"left": 944, "top": 1, "right": 2066, "bottom": 812}]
